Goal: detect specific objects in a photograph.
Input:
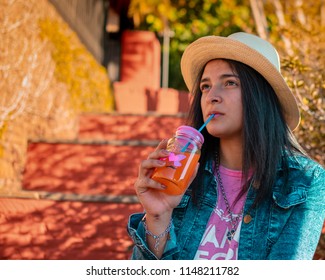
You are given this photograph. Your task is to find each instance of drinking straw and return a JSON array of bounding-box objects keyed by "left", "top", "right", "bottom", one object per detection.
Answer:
[
  {"left": 198, "top": 113, "right": 215, "bottom": 132},
  {"left": 181, "top": 114, "right": 215, "bottom": 152}
]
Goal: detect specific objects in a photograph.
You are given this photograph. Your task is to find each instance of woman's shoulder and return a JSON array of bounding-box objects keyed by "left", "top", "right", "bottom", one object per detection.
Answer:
[
  {"left": 282, "top": 153, "right": 325, "bottom": 186},
  {"left": 273, "top": 153, "right": 325, "bottom": 209},
  {"left": 286, "top": 153, "right": 324, "bottom": 171}
]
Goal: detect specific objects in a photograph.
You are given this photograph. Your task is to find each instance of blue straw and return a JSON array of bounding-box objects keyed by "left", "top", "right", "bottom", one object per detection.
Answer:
[
  {"left": 181, "top": 114, "right": 215, "bottom": 152},
  {"left": 198, "top": 114, "right": 215, "bottom": 132}
]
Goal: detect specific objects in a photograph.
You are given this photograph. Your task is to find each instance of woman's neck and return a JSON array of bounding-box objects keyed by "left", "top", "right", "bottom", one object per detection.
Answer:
[{"left": 219, "top": 138, "right": 243, "bottom": 170}]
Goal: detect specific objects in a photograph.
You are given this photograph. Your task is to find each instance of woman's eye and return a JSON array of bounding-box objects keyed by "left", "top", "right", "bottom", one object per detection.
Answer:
[
  {"left": 200, "top": 84, "right": 210, "bottom": 92},
  {"left": 225, "top": 80, "right": 238, "bottom": 86}
]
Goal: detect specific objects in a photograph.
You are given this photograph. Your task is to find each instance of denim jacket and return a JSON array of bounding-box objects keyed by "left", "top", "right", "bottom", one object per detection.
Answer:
[{"left": 127, "top": 154, "right": 325, "bottom": 260}]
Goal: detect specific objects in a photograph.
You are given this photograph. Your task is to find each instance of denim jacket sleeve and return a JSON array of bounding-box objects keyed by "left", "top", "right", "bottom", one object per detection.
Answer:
[
  {"left": 266, "top": 157, "right": 325, "bottom": 259},
  {"left": 127, "top": 213, "right": 179, "bottom": 259},
  {"left": 239, "top": 155, "right": 325, "bottom": 260}
]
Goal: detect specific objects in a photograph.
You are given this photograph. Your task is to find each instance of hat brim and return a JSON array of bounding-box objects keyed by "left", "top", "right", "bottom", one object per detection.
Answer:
[{"left": 181, "top": 36, "right": 300, "bottom": 131}]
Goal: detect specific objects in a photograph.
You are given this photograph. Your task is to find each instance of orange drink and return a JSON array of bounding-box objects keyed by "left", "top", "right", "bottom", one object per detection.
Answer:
[
  {"left": 152, "top": 152, "right": 200, "bottom": 195},
  {"left": 151, "top": 125, "right": 204, "bottom": 195}
]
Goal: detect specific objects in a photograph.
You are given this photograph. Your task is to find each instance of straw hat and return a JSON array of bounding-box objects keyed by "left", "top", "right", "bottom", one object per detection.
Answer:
[{"left": 181, "top": 32, "right": 300, "bottom": 131}]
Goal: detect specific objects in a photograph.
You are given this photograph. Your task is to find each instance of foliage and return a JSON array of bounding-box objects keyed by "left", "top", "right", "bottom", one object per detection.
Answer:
[
  {"left": 128, "top": 0, "right": 253, "bottom": 90},
  {"left": 265, "top": 1, "right": 324, "bottom": 166},
  {"left": 38, "top": 19, "right": 114, "bottom": 113},
  {"left": 128, "top": 0, "right": 324, "bottom": 166},
  {"left": 0, "top": 123, "right": 7, "bottom": 157}
]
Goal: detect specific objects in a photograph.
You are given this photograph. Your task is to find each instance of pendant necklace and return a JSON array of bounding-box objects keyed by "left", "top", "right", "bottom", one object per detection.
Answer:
[{"left": 215, "top": 155, "right": 244, "bottom": 242}]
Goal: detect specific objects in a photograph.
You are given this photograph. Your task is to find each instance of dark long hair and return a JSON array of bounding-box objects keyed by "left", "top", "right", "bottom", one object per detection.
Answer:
[{"left": 186, "top": 59, "right": 306, "bottom": 206}]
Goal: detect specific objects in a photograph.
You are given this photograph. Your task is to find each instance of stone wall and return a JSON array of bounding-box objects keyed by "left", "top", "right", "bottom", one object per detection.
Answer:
[{"left": 0, "top": 0, "right": 113, "bottom": 194}]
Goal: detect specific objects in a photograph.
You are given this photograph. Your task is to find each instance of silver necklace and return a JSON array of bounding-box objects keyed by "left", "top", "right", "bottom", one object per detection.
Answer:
[{"left": 215, "top": 156, "right": 244, "bottom": 241}]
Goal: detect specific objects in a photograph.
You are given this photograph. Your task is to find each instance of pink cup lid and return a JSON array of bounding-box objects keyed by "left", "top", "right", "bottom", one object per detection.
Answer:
[{"left": 176, "top": 125, "right": 204, "bottom": 144}]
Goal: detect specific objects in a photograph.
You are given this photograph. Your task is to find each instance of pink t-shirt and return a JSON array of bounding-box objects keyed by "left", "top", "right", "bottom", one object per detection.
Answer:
[{"left": 194, "top": 165, "right": 247, "bottom": 260}]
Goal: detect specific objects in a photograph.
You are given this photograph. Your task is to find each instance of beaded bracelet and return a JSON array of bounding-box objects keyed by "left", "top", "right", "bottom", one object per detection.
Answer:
[{"left": 142, "top": 216, "right": 172, "bottom": 252}]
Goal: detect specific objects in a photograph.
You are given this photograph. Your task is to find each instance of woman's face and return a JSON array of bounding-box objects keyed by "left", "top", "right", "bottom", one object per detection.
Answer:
[{"left": 200, "top": 59, "right": 243, "bottom": 140}]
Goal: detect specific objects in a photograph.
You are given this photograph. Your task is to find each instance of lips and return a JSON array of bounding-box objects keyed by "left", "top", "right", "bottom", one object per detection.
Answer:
[{"left": 208, "top": 111, "right": 223, "bottom": 118}]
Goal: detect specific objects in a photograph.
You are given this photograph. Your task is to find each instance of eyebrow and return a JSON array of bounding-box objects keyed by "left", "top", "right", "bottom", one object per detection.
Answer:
[{"left": 200, "top": 74, "right": 239, "bottom": 83}]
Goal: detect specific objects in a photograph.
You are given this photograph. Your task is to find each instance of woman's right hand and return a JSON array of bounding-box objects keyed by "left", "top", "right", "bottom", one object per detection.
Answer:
[
  {"left": 134, "top": 139, "right": 199, "bottom": 257},
  {"left": 134, "top": 139, "right": 184, "bottom": 219}
]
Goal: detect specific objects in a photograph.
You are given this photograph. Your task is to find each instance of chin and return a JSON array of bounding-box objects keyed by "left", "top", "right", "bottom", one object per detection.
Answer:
[{"left": 206, "top": 127, "right": 223, "bottom": 138}]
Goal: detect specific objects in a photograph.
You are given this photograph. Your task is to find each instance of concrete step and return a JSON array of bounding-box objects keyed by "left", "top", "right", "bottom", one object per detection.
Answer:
[
  {"left": 23, "top": 142, "right": 154, "bottom": 197},
  {"left": 23, "top": 113, "right": 188, "bottom": 198},
  {"left": 0, "top": 198, "right": 142, "bottom": 260},
  {"left": 78, "top": 113, "right": 187, "bottom": 141},
  {"left": 1, "top": 113, "right": 188, "bottom": 260}
]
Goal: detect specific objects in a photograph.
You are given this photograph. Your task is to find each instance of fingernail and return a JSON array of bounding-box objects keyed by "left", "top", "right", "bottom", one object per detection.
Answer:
[
  {"left": 158, "top": 160, "right": 166, "bottom": 166},
  {"left": 161, "top": 149, "right": 170, "bottom": 155}
]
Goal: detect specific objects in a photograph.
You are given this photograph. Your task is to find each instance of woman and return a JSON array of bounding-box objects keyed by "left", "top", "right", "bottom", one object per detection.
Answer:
[{"left": 127, "top": 32, "right": 325, "bottom": 260}]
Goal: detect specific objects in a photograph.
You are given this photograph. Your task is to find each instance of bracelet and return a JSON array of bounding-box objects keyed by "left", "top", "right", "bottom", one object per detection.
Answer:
[{"left": 142, "top": 216, "right": 172, "bottom": 252}]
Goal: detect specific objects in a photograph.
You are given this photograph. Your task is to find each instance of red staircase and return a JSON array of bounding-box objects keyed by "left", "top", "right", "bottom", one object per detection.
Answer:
[
  {"left": 0, "top": 113, "right": 186, "bottom": 259},
  {"left": 0, "top": 112, "right": 324, "bottom": 259}
]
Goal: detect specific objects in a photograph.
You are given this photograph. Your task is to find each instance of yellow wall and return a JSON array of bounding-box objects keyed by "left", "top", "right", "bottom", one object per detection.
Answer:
[{"left": 0, "top": 0, "right": 114, "bottom": 192}]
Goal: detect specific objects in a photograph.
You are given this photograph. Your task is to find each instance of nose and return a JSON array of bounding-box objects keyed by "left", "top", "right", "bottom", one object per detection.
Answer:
[{"left": 205, "top": 86, "right": 222, "bottom": 104}]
